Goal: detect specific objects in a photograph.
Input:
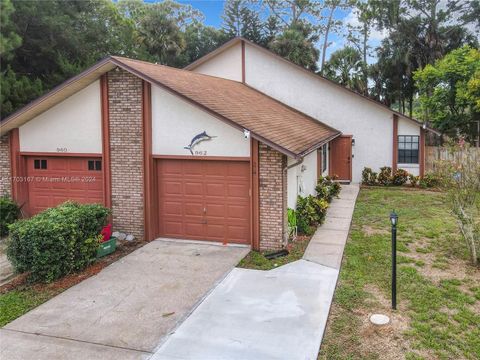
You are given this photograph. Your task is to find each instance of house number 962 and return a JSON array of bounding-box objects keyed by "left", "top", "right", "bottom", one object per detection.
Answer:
[{"left": 56, "top": 147, "right": 68, "bottom": 152}]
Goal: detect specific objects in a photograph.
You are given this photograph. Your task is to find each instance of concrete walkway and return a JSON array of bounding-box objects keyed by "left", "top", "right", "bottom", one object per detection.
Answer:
[
  {"left": 0, "top": 240, "right": 249, "bottom": 360},
  {"left": 151, "top": 184, "right": 359, "bottom": 360}
]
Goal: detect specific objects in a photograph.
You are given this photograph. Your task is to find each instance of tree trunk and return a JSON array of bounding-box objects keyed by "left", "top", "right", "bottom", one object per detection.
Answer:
[{"left": 320, "top": 6, "right": 336, "bottom": 74}]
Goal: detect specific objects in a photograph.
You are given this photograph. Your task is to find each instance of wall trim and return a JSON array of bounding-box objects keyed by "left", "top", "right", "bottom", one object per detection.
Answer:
[
  {"left": 251, "top": 138, "right": 260, "bottom": 251},
  {"left": 392, "top": 114, "right": 398, "bottom": 172},
  {"left": 419, "top": 127, "right": 425, "bottom": 177},
  {"left": 9, "top": 129, "right": 20, "bottom": 201},
  {"left": 100, "top": 74, "right": 112, "bottom": 209},
  {"left": 241, "top": 40, "right": 246, "bottom": 83},
  {"left": 19, "top": 152, "right": 102, "bottom": 157},
  {"left": 153, "top": 155, "right": 250, "bottom": 162},
  {"left": 143, "top": 81, "right": 155, "bottom": 241}
]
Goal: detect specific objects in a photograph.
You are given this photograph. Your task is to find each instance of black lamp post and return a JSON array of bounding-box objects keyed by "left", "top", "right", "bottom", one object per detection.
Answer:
[{"left": 390, "top": 210, "right": 398, "bottom": 310}]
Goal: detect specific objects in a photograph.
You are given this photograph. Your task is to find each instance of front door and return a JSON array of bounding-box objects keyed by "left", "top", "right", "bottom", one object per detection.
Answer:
[{"left": 329, "top": 136, "right": 352, "bottom": 181}]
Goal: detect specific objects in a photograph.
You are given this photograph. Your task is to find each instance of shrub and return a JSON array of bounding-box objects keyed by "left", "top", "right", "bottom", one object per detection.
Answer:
[
  {"left": 0, "top": 196, "right": 20, "bottom": 237},
  {"left": 409, "top": 174, "right": 419, "bottom": 187},
  {"left": 296, "top": 195, "right": 329, "bottom": 235},
  {"left": 287, "top": 208, "right": 297, "bottom": 239},
  {"left": 392, "top": 169, "right": 409, "bottom": 186},
  {"left": 7, "top": 202, "right": 110, "bottom": 282},
  {"left": 419, "top": 173, "right": 440, "bottom": 188},
  {"left": 378, "top": 166, "right": 393, "bottom": 186},
  {"left": 315, "top": 176, "right": 341, "bottom": 202},
  {"left": 361, "top": 167, "right": 377, "bottom": 185}
]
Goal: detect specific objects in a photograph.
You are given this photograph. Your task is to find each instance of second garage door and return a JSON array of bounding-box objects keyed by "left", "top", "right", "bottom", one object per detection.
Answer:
[
  {"left": 156, "top": 159, "right": 250, "bottom": 245},
  {"left": 26, "top": 156, "right": 104, "bottom": 215}
]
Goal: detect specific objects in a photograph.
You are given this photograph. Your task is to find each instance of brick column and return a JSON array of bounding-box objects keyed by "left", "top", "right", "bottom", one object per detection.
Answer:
[
  {"left": 0, "top": 134, "right": 11, "bottom": 197},
  {"left": 258, "top": 143, "right": 287, "bottom": 250},
  {"left": 107, "top": 69, "right": 145, "bottom": 239}
]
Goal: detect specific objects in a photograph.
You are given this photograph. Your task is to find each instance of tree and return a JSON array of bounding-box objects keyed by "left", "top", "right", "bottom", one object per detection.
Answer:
[
  {"left": 323, "top": 46, "right": 366, "bottom": 92},
  {"left": 0, "top": 0, "right": 21, "bottom": 60},
  {"left": 222, "top": 0, "right": 264, "bottom": 44},
  {"left": 414, "top": 46, "right": 480, "bottom": 142},
  {"left": 269, "top": 21, "right": 320, "bottom": 71},
  {"left": 319, "top": 0, "right": 351, "bottom": 74}
]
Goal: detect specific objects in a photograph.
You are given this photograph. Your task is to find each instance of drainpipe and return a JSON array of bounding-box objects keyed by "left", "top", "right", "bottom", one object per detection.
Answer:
[{"left": 282, "top": 157, "right": 304, "bottom": 246}]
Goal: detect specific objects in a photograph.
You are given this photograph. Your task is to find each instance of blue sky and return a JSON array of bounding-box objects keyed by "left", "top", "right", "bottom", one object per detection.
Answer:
[{"left": 146, "top": 0, "right": 387, "bottom": 62}]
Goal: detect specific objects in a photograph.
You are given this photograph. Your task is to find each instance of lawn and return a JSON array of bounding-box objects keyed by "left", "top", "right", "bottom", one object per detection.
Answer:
[
  {"left": 318, "top": 187, "right": 480, "bottom": 360},
  {"left": 238, "top": 235, "right": 311, "bottom": 270}
]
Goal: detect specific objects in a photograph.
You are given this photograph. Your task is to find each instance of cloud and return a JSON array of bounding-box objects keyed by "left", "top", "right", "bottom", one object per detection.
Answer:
[{"left": 344, "top": 9, "right": 388, "bottom": 41}]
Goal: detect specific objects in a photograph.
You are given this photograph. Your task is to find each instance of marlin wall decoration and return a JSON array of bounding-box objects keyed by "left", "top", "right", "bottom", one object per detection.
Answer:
[{"left": 184, "top": 131, "right": 217, "bottom": 155}]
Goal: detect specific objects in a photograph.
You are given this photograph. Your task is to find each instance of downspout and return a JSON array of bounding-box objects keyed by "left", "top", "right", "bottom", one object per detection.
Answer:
[{"left": 282, "top": 157, "right": 304, "bottom": 246}]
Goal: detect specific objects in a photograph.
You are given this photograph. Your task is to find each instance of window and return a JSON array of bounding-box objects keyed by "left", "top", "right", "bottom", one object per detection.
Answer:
[
  {"left": 34, "top": 159, "right": 47, "bottom": 169},
  {"left": 322, "top": 145, "right": 327, "bottom": 172},
  {"left": 398, "top": 135, "right": 419, "bottom": 164},
  {"left": 88, "top": 160, "right": 102, "bottom": 171}
]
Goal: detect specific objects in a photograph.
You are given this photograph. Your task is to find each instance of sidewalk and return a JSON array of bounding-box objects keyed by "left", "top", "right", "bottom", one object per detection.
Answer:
[{"left": 151, "top": 184, "right": 360, "bottom": 360}]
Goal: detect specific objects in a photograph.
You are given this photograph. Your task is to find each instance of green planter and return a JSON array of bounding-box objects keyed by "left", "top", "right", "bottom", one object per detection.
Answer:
[{"left": 96, "top": 237, "right": 117, "bottom": 258}]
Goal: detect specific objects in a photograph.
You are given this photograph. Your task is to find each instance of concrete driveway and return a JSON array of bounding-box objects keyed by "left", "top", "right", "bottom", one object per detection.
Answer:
[{"left": 0, "top": 239, "right": 249, "bottom": 360}]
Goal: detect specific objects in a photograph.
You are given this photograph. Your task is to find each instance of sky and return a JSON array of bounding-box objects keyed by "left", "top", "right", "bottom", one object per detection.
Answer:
[{"left": 175, "top": 0, "right": 386, "bottom": 63}]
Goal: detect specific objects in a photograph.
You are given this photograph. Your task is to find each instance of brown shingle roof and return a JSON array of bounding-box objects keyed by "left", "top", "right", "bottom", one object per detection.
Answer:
[
  {"left": 111, "top": 56, "right": 340, "bottom": 157},
  {"left": 1, "top": 56, "right": 341, "bottom": 156}
]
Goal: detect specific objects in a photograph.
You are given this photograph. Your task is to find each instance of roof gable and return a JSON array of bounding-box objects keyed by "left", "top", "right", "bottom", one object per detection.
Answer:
[
  {"left": 1, "top": 56, "right": 340, "bottom": 158},
  {"left": 185, "top": 37, "right": 438, "bottom": 134}
]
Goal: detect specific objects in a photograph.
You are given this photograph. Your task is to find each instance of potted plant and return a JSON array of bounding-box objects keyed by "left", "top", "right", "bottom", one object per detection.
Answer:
[{"left": 96, "top": 224, "right": 117, "bottom": 258}]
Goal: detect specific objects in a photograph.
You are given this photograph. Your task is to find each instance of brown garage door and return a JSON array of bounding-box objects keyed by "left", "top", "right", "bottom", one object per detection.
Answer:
[
  {"left": 156, "top": 159, "right": 250, "bottom": 245},
  {"left": 26, "top": 156, "right": 104, "bottom": 215}
]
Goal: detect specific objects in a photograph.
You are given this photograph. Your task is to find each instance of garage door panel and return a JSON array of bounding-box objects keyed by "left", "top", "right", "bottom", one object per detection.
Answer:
[
  {"left": 162, "top": 201, "right": 183, "bottom": 216},
  {"left": 184, "top": 182, "right": 203, "bottom": 196},
  {"left": 157, "top": 159, "right": 250, "bottom": 245},
  {"left": 26, "top": 156, "right": 104, "bottom": 215}
]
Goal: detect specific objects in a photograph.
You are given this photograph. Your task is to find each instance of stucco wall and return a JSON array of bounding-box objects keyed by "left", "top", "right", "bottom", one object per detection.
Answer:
[
  {"left": 151, "top": 85, "right": 250, "bottom": 157},
  {"left": 193, "top": 44, "right": 242, "bottom": 82},
  {"left": 287, "top": 150, "right": 318, "bottom": 209},
  {"left": 19, "top": 80, "right": 102, "bottom": 153}
]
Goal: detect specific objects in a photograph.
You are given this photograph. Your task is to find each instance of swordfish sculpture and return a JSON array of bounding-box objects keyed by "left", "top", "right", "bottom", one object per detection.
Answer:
[{"left": 184, "top": 131, "right": 217, "bottom": 155}]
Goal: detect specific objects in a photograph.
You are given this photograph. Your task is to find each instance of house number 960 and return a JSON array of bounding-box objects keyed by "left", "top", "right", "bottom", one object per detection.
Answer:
[{"left": 56, "top": 147, "right": 68, "bottom": 152}]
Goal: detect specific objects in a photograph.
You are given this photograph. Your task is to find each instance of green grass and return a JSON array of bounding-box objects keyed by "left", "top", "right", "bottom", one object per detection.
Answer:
[
  {"left": 238, "top": 235, "right": 311, "bottom": 270},
  {"left": 319, "top": 187, "right": 480, "bottom": 360},
  {"left": 0, "top": 288, "right": 58, "bottom": 326}
]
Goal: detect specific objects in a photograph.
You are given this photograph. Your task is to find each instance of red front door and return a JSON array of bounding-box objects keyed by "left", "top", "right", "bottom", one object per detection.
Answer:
[
  {"left": 329, "top": 136, "right": 352, "bottom": 181},
  {"left": 156, "top": 159, "right": 251, "bottom": 244}
]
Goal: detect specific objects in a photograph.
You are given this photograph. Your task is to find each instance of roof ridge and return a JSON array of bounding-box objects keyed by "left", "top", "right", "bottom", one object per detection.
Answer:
[{"left": 111, "top": 55, "right": 245, "bottom": 85}]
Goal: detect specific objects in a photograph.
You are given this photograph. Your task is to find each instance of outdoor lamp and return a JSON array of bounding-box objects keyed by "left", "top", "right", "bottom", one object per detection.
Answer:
[
  {"left": 390, "top": 211, "right": 398, "bottom": 226},
  {"left": 390, "top": 210, "right": 398, "bottom": 310}
]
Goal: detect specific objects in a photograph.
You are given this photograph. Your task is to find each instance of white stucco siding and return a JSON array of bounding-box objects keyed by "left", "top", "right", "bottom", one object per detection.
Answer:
[
  {"left": 151, "top": 85, "right": 250, "bottom": 157},
  {"left": 287, "top": 150, "right": 318, "bottom": 209},
  {"left": 192, "top": 43, "right": 242, "bottom": 82},
  {"left": 398, "top": 117, "right": 421, "bottom": 176},
  {"left": 19, "top": 81, "right": 102, "bottom": 153},
  {"left": 244, "top": 44, "right": 396, "bottom": 183}
]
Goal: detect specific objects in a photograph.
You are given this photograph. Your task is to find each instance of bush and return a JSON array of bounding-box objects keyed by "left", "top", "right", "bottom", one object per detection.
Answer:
[
  {"left": 315, "top": 176, "right": 341, "bottom": 202},
  {"left": 378, "top": 166, "right": 393, "bottom": 186},
  {"left": 392, "top": 169, "right": 409, "bottom": 186},
  {"left": 409, "top": 174, "right": 419, "bottom": 187},
  {"left": 287, "top": 208, "right": 297, "bottom": 239},
  {"left": 296, "top": 195, "right": 329, "bottom": 235},
  {"left": 419, "top": 173, "right": 440, "bottom": 188},
  {"left": 361, "top": 167, "right": 377, "bottom": 185},
  {"left": 0, "top": 196, "right": 20, "bottom": 236},
  {"left": 7, "top": 202, "right": 110, "bottom": 282}
]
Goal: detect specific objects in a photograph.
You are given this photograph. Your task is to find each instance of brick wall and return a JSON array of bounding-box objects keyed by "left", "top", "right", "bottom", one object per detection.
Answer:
[
  {"left": 258, "top": 143, "right": 287, "bottom": 250},
  {"left": 108, "top": 69, "right": 144, "bottom": 239},
  {"left": 0, "top": 134, "right": 11, "bottom": 197}
]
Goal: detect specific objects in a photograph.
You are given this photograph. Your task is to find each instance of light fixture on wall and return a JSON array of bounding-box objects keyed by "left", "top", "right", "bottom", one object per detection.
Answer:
[
  {"left": 243, "top": 129, "right": 250, "bottom": 139},
  {"left": 352, "top": 138, "right": 355, "bottom": 146},
  {"left": 301, "top": 165, "right": 307, "bottom": 172}
]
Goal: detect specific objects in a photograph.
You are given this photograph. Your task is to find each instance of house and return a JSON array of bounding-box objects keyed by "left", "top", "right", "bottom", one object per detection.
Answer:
[{"left": 0, "top": 38, "right": 436, "bottom": 250}]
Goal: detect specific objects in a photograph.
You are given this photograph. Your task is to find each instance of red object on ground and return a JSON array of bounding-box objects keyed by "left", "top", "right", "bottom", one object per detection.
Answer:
[{"left": 100, "top": 224, "right": 112, "bottom": 242}]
